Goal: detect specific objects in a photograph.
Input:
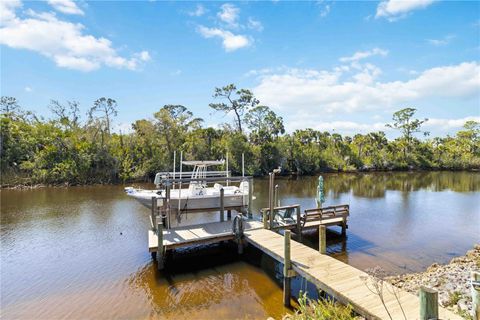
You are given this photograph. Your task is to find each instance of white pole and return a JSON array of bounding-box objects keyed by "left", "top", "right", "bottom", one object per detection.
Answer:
[
  {"left": 242, "top": 153, "right": 245, "bottom": 177},
  {"left": 172, "top": 151, "right": 176, "bottom": 190},
  {"left": 226, "top": 151, "right": 229, "bottom": 186},
  {"left": 178, "top": 151, "right": 183, "bottom": 214}
]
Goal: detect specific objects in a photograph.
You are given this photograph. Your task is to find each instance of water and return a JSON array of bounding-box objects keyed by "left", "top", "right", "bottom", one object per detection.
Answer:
[{"left": 1, "top": 172, "right": 479, "bottom": 319}]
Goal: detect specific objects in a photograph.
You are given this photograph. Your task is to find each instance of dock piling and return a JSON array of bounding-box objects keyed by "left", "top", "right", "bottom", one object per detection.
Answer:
[
  {"left": 419, "top": 286, "right": 438, "bottom": 320},
  {"left": 283, "top": 229, "right": 292, "bottom": 307},
  {"left": 151, "top": 197, "right": 157, "bottom": 232},
  {"left": 268, "top": 173, "right": 274, "bottom": 230},
  {"left": 296, "top": 206, "right": 301, "bottom": 241},
  {"left": 220, "top": 188, "right": 225, "bottom": 222},
  {"left": 248, "top": 178, "right": 253, "bottom": 218},
  {"left": 227, "top": 209, "right": 232, "bottom": 220},
  {"left": 472, "top": 271, "right": 480, "bottom": 320},
  {"left": 319, "top": 225, "right": 326, "bottom": 254},
  {"left": 157, "top": 221, "right": 164, "bottom": 270},
  {"left": 341, "top": 211, "right": 347, "bottom": 236}
]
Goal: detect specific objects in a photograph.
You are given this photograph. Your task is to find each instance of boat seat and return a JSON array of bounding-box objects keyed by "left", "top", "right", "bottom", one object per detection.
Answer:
[{"left": 274, "top": 207, "right": 296, "bottom": 225}]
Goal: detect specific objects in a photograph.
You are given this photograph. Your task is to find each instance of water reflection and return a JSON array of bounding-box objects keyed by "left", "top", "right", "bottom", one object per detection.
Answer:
[
  {"left": 129, "top": 244, "right": 291, "bottom": 319},
  {"left": 1, "top": 171, "right": 479, "bottom": 319}
]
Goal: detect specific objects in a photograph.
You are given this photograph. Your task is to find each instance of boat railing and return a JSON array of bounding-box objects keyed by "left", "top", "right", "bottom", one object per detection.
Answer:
[{"left": 154, "top": 171, "right": 231, "bottom": 185}]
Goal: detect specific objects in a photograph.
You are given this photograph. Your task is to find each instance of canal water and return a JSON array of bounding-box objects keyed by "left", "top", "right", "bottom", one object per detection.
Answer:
[{"left": 1, "top": 172, "right": 479, "bottom": 319}]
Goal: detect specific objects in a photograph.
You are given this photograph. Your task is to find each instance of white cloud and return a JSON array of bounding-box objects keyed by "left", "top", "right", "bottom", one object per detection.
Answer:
[
  {"left": 376, "top": 0, "right": 435, "bottom": 21},
  {"left": 0, "top": 1, "right": 150, "bottom": 72},
  {"left": 136, "top": 50, "right": 151, "bottom": 61},
  {"left": 24, "top": 86, "right": 32, "bottom": 92},
  {"left": 427, "top": 34, "right": 455, "bottom": 46},
  {"left": 316, "top": 1, "right": 331, "bottom": 18},
  {"left": 247, "top": 17, "right": 263, "bottom": 31},
  {"left": 340, "top": 48, "right": 388, "bottom": 63},
  {"left": 217, "top": 3, "right": 240, "bottom": 28},
  {"left": 197, "top": 26, "right": 250, "bottom": 52},
  {"left": 253, "top": 61, "right": 480, "bottom": 114},
  {"left": 285, "top": 117, "right": 480, "bottom": 135},
  {"left": 171, "top": 69, "right": 182, "bottom": 76},
  {"left": 112, "top": 122, "right": 134, "bottom": 134},
  {"left": 424, "top": 116, "right": 480, "bottom": 129},
  {"left": 188, "top": 4, "right": 206, "bottom": 17},
  {"left": 288, "top": 119, "right": 389, "bottom": 133},
  {"left": 47, "top": 0, "right": 84, "bottom": 15}
]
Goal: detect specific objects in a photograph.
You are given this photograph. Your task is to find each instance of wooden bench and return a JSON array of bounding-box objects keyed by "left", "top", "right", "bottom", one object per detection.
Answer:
[{"left": 302, "top": 204, "right": 349, "bottom": 235}]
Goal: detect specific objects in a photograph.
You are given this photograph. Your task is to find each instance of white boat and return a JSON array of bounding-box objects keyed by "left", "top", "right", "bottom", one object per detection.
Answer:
[{"left": 125, "top": 160, "right": 251, "bottom": 211}]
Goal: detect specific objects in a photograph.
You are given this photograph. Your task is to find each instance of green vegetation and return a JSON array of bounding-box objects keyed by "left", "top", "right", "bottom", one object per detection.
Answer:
[
  {"left": 1, "top": 84, "right": 479, "bottom": 186},
  {"left": 283, "top": 293, "right": 357, "bottom": 320},
  {"left": 445, "top": 291, "right": 463, "bottom": 307}
]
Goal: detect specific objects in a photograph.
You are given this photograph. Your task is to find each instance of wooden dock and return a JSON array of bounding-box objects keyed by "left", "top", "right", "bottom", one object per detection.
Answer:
[
  {"left": 244, "top": 228, "right": 461, "bottom": 320},
  {"left": 148, "top": 219, "right": 263, "bottom": 251}
]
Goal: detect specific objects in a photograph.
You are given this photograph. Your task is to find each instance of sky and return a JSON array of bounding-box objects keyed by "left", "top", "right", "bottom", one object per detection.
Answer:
[{"left": 1, "top": 0, "right": 479, "bottom": 138}]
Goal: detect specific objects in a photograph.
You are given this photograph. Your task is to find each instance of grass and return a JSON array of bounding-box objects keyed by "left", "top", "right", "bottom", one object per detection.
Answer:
[
  {"left": 445, "top": 291, "right": 462, "bottom": 307},
  {"left": 283, "top": 293, "right": 357, "bottom": 320}
]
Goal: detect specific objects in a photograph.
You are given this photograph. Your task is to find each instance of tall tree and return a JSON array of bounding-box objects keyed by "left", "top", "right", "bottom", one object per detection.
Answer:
[
  {"left": 1, "top": 96, "right": 20, "bottom": 116},
  {"left": 209, "top": 84, "right": 259, "bottom": 133},
  {"left": 245, "top": 105, "right": 285, "bottom": 143},
  {"left": 49, "top": 100, "right": 81, "bottom": 129},
  {"left": 386, "top": 108, "right": 428, "bottom": 157},
  {"left": 154, "top": 105, "right": 203, "bottom": 156},
  {"left": 88, "top": 98, "right": 118, "bottom": 134}
]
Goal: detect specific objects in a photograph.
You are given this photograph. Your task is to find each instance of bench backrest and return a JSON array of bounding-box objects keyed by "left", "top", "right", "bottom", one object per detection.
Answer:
[{"left": 303, "top": 204, "right": 349, "bottom": 222}]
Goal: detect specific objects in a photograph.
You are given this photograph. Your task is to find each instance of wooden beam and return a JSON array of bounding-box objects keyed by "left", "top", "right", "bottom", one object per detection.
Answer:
[
  {"left": 283, "top": 229, "right": 292, "bottom": 307},
  {"left": 319, "top": 225, "right": 326, "bottom": 254},
  {"left": 157, "top": 221, "right": 164, "bottom": 270},
  {"left": 220, "top": 188, "right": 224, "bottom": 222}
]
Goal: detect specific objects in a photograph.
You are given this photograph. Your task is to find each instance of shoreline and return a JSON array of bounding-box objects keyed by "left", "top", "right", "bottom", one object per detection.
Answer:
[
  {"left": 387, "top": 244, "right": 480, "bottom": 319},
  {"left": 2, "top": 168, "right": 479, "bottom": 190}
]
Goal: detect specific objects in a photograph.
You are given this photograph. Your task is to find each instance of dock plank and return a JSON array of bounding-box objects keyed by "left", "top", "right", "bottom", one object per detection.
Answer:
[
  {"left": 244, "top": 228, "right": 461, "bottom": 320},
  {"left": 149, "top": 219, "right": 264, "bottom": 251}
]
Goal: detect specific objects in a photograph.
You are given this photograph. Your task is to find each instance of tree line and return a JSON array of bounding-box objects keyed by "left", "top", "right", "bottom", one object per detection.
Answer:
[{"left": 1, "top": 85, "right": 479, "bottom": 186}]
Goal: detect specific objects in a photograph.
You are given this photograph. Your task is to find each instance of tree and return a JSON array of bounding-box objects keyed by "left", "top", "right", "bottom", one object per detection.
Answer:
[
  {"left": 244, "top": 105, "right": 285, "bottom": 143},
  {"left": 209, "top": 84, "right": 259, "bottom": 133},
  {"left": 49, "top": 100, "right": 81, "bottom": 129},
  {"left": 386, "top": 108, "right": 428, "bottom": 157},
  {"left": 1, "top": 96, "right": 20, "bottom": 114},
  {"left": 154, "top": 105, "right": 203, "bottom": 156},
  {"left": 88, "top": 98, "right": 118, "bottom": 134}
]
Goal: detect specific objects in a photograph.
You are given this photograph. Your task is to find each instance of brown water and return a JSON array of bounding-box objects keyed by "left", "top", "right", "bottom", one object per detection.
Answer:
[{"left": 1, "top": 172, "right": 479, "bottom": 319}]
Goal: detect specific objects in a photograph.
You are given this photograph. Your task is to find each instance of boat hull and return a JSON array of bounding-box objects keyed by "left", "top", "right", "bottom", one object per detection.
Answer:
[{"left": 125, "top": 187, "right": 247, "bottom": 211}]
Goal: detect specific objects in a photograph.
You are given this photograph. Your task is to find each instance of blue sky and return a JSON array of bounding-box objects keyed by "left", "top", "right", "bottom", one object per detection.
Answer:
[{"left": 1, "top": 0, "right": 479, "bottom": 138}]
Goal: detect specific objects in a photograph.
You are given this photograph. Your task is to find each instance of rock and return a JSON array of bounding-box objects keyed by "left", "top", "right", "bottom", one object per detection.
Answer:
[
  {"left": 457, "top": 298, "right": 468, "bottom": 311},
  {"left": 386, "top": 243, "right": 480, "bottom": 317}
]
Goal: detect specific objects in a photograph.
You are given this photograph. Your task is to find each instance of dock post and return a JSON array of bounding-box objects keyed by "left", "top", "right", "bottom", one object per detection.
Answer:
[
  {"left": 248, "top": 177, "right": 253, "bottom": 219},
  {"left": 269, "top": 173, "right": 274, "bottom": 230},
  {"left": 274, "top": 184, "right": 279, "bottom": 207},
  {"left": 220, "top": 188, "right": 225, "bottom": 222},
  {"left": 151, "top": 197, "right": 157, "bottom": 232},
  {"left": 227, "top": 210, "right": 232, "bottom": 220},
  {"left": 263, "top": 210, "right": 268, "bottom": 229},
  {"left": 165, "top": 183, "right": 171, "bottom": 229},
  {"left": 319, "top": 225, "right": 326, "bottom": 254},
  {"left": 296, "top": 206, "right": 302, "bottom": 241},
  {"left": 419, "top": 286, "right": 438, "bottom": 320},
  {"left": 157, "top": 221, "right": 164, "bottom": 270},
  {"left": 472, "top": 271, "right": 480, "bottom": 320},
  {"left": 341, "top": 211, "right": 347, "bottom": 236},
  {"left": 283, "top": 230, "right": 292, "bottom": 307}
]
